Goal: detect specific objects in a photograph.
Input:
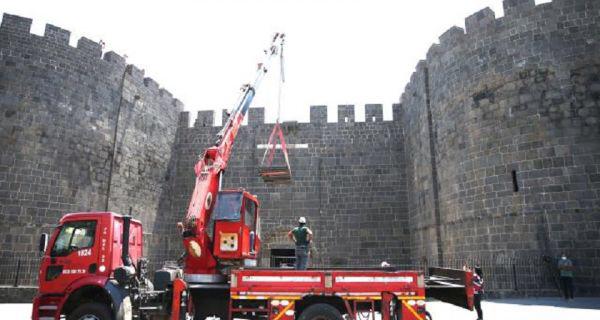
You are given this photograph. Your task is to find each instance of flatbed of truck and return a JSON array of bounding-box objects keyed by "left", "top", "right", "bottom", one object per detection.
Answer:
[{"left": 231, "top": 268, "right": 425, "bottom": 300}]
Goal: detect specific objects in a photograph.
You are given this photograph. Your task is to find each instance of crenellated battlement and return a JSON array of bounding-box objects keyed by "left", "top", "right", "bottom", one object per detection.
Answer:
[
  {"left": 248, "top": 107, "right": 265, "bottom": 126},
  {"left": 143, "top": 77, "right": 160, "bottom": 94},
  {"left": 337, "top": 105, "right": 355, "bottom": 123},
  {"left": 0, "top": 13, "right": 32, "bottom": 34},
  {"left": 365, "top": 104, "right": 383, "bottom": 122},
  {"left": 195, "top": 110, "right": 214, "bottom": 127},
  {"left": 420, "top": 0, "right": 560, "bottom": 61},
  {"left": 0, "top": 13, "right": 184, "bottom": 111},
  {"left": 76, "top": 37, "right": 102, "bottom": 58},
  {"left": 43, "top": 24, "right": 70, "bottom": 45},
  {"left": 464, "top": 7, "right": 496, "bottom": 34},
  {"left": 127, "top": 65, "right": 145, "bottom": 82},
  {"left": 180, "top": 104, "right": 403, "bottom": 128},
  {"left": 310, "top": 105, "right": 327, "bottom": 124},
  {"left": 402, "top": 0, "right": 600, "bottom": 99},
  {"left": 438, "top": 26, "right": 465, "bottom": 49},
  {"left": 103, "top": 51, "right": 127, "bottom": 66},
  {"left": 503, "top": 0, "right": 535, "bottom": 16}
]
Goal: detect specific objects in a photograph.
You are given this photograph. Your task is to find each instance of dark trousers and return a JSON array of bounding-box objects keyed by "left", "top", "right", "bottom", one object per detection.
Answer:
[
  {"left": 295, "top": 246, "right": 309, "bottom": 270},
  {"left": 474, "top": 293, "right": 483, "bottom": 319},
  {"left": 560, "top": 276, "right": 574, "bottom": 299}
]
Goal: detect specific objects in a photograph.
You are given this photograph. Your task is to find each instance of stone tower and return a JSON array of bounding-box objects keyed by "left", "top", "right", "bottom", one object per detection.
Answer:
[{"left": 401, "top": 0, "right": 600, "bottom": 295}]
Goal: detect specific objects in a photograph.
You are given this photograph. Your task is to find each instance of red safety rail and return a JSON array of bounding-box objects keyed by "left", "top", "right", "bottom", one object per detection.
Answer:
[
  {"left": 230, "top": 269, "right": 429, "bottom": 320},
  {"left": 231, "top": 269, "right": 425, "bottom": 299}
]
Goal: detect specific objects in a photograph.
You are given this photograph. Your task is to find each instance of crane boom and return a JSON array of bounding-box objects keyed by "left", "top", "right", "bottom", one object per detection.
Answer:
[{"left": 182, "top": 33, "right": 285, "bottom": 282}]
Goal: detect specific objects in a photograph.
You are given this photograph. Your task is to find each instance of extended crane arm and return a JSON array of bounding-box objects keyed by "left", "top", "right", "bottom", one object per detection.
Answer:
[{"left": 182, "top": 33, "right": 285, "bottom": 278}]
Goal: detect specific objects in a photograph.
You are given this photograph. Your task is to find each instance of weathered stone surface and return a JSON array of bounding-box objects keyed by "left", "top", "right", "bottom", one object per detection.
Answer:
[
  {"left": 1, "top": 0, "right": 600, "bottom": 297},
  {"left": 401, "top": 0, "right": 600, "bottom": 295},
  {"left": 0, "top": 286, "right": 36, "bottom": 303},
  {"left": 168, "top": 106, "right": 409, "bottom": 267},
  {"left": 0, "top": 13, "right": 183, "bottom": 270}
]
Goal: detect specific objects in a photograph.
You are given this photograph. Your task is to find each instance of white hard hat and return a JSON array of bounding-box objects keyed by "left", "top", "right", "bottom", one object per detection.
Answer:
[{"left": 298, "top": 217, "right": 306, "bottom": 224}]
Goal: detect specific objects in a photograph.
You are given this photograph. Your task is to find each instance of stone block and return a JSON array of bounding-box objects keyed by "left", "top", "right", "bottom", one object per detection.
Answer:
[
  {"left": 365, "top": 104, "right": 383, "bottom": 122},
  {"left": 143, "top": 77, "right": 160, "bottom": 93},
  {"left": 248, "top": 107, "right": 264, "bottom": 125},
  {"left": 44, "top": 24, "right": 70, "bottom": 45},
  {"left": 503, "top": 0, "right": 535, "bottom": 16},
  {"left": 76, "top": 37, "right": 102, "bottom": 58},
  {"left": 439, "top": 26, "right": 465, "bottom": 48},
  {"left": 310, "top": 105, "right": 327, "bottom": 124},
  {"left": 0, "top": 13, "right": 32, "bottom": 34},
  {"left": 195, "top": 110, "right": 214, "bottom": 127},
  {"left": 465, "top": 7, "right": 496, "bottom": 34},
  {"left": 104, "top": 51, "right": 127, "bottom": 67},
  {"left": 337, "top": 105, "right": 355, "bottom": 123}
]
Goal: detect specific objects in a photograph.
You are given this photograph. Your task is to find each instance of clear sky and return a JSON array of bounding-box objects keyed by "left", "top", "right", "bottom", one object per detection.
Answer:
[{"left": 2, "top": 0, "right": 551, "bottom": 124}]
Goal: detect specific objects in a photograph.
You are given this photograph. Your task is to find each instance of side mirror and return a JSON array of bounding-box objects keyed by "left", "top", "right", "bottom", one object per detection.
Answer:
[
  {"left": 39, "top": 233, "right": 49, "bottom": 253},
  {"left": 249, "top": 231, "right": 256, "bottom": 253}
]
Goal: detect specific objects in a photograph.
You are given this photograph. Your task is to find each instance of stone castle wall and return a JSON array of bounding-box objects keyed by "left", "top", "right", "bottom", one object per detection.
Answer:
[
  {"left": 162, "top": 105, "right": 410, "bottom": 267},
  {"left": 0, "top": 14, "right": 183, "bottom": 268},
  {"left": 401, "top": 0, "right": 600, "bottom": 294},
  {"left": 1, "top": 0, "right": 600, "bottom": 297},
  {"left": 0, "top": 13, "right": 410, "bottom": 273}
]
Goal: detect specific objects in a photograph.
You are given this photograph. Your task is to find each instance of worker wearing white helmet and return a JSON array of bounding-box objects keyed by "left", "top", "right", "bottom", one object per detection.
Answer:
[{"left": 288, "top": 217, "right": 313, "bottom": 270}]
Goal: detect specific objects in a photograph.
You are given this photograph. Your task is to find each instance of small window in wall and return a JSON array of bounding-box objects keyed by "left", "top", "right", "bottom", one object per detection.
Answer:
[
  {"left": 270, "top": 248, "right": 295, "bottom": 268},
  {"left": 512, "top": 170, "right": 519, "bottom": 192}
]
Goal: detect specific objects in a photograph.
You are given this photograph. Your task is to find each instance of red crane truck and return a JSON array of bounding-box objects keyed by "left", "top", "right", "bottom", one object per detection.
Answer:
[{"left": 31, "top": 34, "right": 474, "bottom": 320}]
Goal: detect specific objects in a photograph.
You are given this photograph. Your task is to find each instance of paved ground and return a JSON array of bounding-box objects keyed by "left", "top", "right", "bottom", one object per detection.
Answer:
[
  {"left": 426, "top": 297, "right": 600, "bottom": 320},
  {"left": 7, "top": 297, "right": 600, "bottom": 319}
]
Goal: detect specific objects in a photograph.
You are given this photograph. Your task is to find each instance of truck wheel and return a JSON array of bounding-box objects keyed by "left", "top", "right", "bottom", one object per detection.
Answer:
[
  {"left": 426, "top": 311, "right": 432, "bottom": 320},
  {"left": 299, "top": 303, "right": 343, "bottom": 320},
  {"left": 67, "top": 302, "right": 112, "bottom": 320}
]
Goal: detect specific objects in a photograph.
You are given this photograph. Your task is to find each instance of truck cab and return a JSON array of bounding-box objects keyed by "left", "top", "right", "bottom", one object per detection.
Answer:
[
  {"left": 33, "top": 212, "right": 146, "bottom": 320},
  {"left": 38, "top": 212, "right": 143, "bottom": 292},
  {"left": 212, "top": 189, "right": 261, "bottom": 263}
]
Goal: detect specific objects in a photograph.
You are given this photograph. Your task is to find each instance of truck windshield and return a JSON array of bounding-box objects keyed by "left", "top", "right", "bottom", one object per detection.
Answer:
[
  {"left": 50, "top": 220, "right": 96, "bottom": 257},
  {"left": 213, "top": 192, "right": 243, "bottom": 221}
]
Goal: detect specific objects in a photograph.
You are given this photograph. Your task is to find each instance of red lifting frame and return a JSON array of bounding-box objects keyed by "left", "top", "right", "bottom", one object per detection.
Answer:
[{"left": 259, "top": 122, "right": 292, "bottom": 183}]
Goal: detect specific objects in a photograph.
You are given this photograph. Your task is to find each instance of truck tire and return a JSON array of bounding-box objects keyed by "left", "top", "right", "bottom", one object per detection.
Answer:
[
  {"left": 298, "top": 303, "right": 343, "bottom": 320},
  {"left": 426, "top": 311, "right": 432, "bottom": 320},
  {"left": 67, "top": 302, "right": 112, "bottom": 320}
]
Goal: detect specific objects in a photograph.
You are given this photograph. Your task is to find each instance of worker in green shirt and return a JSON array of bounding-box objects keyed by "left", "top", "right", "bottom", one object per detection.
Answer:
[
  {"left": 557, "top": 253, "right": 574, "bottom": 300},
  {"left": 288, "top": 217, "right": 313, "bottom": 270}
]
